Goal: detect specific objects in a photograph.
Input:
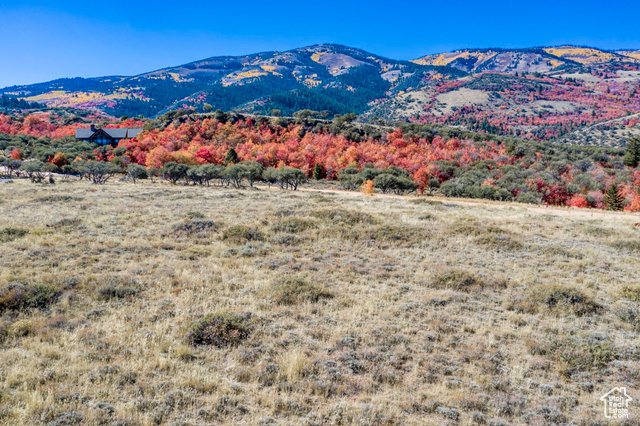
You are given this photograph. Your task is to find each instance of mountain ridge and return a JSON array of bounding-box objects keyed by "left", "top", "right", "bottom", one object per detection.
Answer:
[
  {"left": 2, "top": 43, "right": 640, "bottom": 147},
  {"left": 1, "top": 44, "right": 467, "bottom": 118}
]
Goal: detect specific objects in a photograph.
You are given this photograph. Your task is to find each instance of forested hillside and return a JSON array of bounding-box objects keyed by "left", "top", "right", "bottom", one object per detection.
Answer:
[
  {"left": 2, "top": 44, "right": 640, "bottom": 147},
  {"left": 0, "top": 45, "right": 463, "bottom": 119},
  {"left": 2, "top": 110, "right": 639, "bottom": 211}
]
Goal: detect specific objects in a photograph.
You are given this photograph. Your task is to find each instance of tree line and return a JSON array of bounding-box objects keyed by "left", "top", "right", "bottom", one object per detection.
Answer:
[{"left": 0, "top": 153, "right": 307, "bottom": 190}]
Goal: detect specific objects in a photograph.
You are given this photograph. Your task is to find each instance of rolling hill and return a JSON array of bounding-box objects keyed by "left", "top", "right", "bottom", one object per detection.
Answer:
[
  {"left": 0, "top": 44, "right": 465, "bottom": 119},
  {"left": 2, "top": 44, "right": 640, "bottom": 147},
  {"left": 413, "top": 46, "right": 640, "bottom": 73},
  {"left": 411, "top": 47, "right": 571, "bottom": 73}
]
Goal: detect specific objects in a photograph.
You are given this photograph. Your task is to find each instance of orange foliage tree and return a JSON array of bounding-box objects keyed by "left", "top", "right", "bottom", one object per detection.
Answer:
[
  {"left": 361, "top": 180, "right": 375, "bottom": 196},
  {"left": 50, "top": 152, "right": 69, "bottom": 168},
  {"left": 10, "top": 149, "right": 22, "bottom": 160}
]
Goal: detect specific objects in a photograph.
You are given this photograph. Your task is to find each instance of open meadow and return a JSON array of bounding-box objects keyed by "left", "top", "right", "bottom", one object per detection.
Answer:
[{"left": 1, "top": 179, "right": 639, "bottom": 425}]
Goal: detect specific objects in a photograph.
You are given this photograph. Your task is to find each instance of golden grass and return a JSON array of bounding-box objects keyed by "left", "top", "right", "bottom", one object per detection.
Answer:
[{"left": 0, "top": 179, "right": 639, "bottom": 424}]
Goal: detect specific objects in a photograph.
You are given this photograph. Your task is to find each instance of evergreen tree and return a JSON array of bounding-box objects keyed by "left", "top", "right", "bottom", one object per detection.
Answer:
[
  {"left": 604, "top": 182, "right": 625, "bottom": 211},
  {"left": 312, "top": 162, "right": 325, "bottom": 180},
  {"left": 623, "top": 137, "right": 640, "bottom": 168},
  {"left": 224, "top": 147, "right": 239, "bottom": 165}
]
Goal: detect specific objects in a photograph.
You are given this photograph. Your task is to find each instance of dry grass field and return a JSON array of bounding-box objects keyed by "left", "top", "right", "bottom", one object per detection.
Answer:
[{"left": 1, "top": 179, "right": 639, "bottom": 425}]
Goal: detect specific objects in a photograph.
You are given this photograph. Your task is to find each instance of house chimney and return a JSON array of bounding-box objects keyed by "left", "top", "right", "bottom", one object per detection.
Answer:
[{"left": 90, "top": 124, "right": 96, "bottom": 132}]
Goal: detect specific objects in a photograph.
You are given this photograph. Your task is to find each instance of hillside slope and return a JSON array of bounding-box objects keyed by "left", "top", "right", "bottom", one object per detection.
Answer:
[
  {"left": 2, "top": 44, "right": 640, "bottom": 146},
  {"left": 0, "top": 44, "right": 464, "bottom": 119},
  {"left": 413, "top": 46, "right": 640, "bottom": 74},
  {"left": 1, "top": 179, "right": 639, "bottom": 424},
  {"left": 412, "top": 48, "right": 570, "bottom": 73}
]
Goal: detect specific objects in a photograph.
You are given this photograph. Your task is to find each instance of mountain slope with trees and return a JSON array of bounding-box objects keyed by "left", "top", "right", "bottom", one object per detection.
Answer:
[
  {"left": 2, "top": 44, "right": 640, "bottom": 147},
  {"left": 0, "top": 44, "right": 464, "bottom": 119}
]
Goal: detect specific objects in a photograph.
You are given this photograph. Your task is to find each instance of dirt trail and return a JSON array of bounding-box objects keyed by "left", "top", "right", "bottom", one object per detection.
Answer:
[{"left": 257, "top": 185, "right": 637, "bottom": 221}]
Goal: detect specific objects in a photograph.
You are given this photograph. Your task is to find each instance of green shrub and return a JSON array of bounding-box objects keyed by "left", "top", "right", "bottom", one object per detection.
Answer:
[
  {"left": 236, "top": 242, "right": 270, "bottom": 257},
  {"left": 180, "top": 246, "right": 211, "bottom": 260},
  {"left": 439, "top": 181, "right": 514, "bottom": 201},
  {"left": 516, "top": 192, "right": 541, "bottom": 205},
  {"left": 185, "top": 211, "right": 206, "bottom": 219},
  {"left": 272, "top": 277, "right": 332, "bottom": 305},
  {"left": 450, "top": 221, "right": 505, "bottom": 236},
  {"left": 222, "top": 225, "right": 264, "bottom": 243},
  {"left": 187, "top": 312, "right": 249, "bottom": 347},
  {"left": 536, "top": 244, "right": 583, "bottom": 259},
  {"left": 173, "top": 220, "right": 220, "bottom": 237},
  {"left": 621, "top": 285, "right": 640, "bottom": 301},
  {"left": 311, "top": 209, "right": 377, "bottom": 226},
  {"left": 527, "top": 334, "right": 616, "bottom": 375},
  {"left": 0, "top": 321, "right": 8, "bottom": 343},
  {"left": 410, "top": 199, "right": 442, "bottom": 205},
  {"left": 431, "top": 270, "right": 497, "bottom": 292},
  {"left": 268, "top": 234, "right": 304, "bottom": 246},
  {"left": 518, "top": 285, "right": 601, "bottom": 316},
  {"left": 49, "top": 218, "right": 82, "bottom": 229},
  {"left": 0, "top": 227, "right": 28, "bottom": 243},
  {"left": 77, "top": 160, "right": 121, "bottom": 184},
  {"left": 367, "top": 225, "right": 423, "bottom": 243},
  {"left": 613, "top": 302, "right": 640, "bottom": 331},
  {"left": 0, "top": 283, "right": 60, "bottom": 313},
  {"left": 271, "top": 218, "right": 317, "bottom": 234},
  {"left": 339, "top": 174, "right": 364, "bottom": 190},
  {"left": 224, "top": 163, "right": 251, "bottom": 188},
  {"left": 372, "top": 173, "right": 417, "bottom": 194},
  {"left": 162, "top": 162, "right": 189, "bottom": 184},
  {"left": 97, "top": 284, "right": 139, "bottom": 301},
  {"left": 609, "top": 240, "right": 640, "bottom": 252},
  {"left": 34, "top": 194, "right": 82, "bottom": 203},
  {"left": 20, "top": 161, "right": 46, "bottom": 183},
  {"left": 474, "top": 235, "right": 524, "bottom": 251},
  {"left": 126, "top": 164, "right": 147, "bottom": 183}
]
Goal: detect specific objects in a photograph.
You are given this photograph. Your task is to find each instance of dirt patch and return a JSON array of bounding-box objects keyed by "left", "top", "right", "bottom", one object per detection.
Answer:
[{"left": 435, "top": 88, "right": 490, "bottom": 115}]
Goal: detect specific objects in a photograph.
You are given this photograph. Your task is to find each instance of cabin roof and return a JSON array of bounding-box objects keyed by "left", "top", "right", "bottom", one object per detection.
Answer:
[{"left": 75, "top": 128, "right": 143, "bottom": 139}]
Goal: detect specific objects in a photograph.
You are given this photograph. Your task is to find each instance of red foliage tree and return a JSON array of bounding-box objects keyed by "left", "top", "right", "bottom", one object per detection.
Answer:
[
  {"left": 50, "top": 152, "right": 69, "bottom": 168},
  {"left": 10, "top": 149, "right": 22, "bottom": 160}
]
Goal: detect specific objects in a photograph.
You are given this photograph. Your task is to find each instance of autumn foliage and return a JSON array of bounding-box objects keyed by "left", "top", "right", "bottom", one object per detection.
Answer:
[
  {"left": 50, "top": 152, "right": 69, "bottom": 168},
  {"left": 117, "top": 118, "right": 510, "bottom": 178},
  {"left": 0, "top": 113, "right": 144, "bottom": 139},
  {"left": 10, "top": 149, "right": 22, "bottom": 160},
  {"left": 361, "top": 180, "right": 375, "bottom": 196},
  {"left": 3, "top": 112, "right": 640, "bottom": 212}
]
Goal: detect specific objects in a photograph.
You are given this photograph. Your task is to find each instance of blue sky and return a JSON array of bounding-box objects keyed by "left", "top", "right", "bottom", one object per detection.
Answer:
[{"left": 1, "top": 0, "right": 639, "bottom": 88}]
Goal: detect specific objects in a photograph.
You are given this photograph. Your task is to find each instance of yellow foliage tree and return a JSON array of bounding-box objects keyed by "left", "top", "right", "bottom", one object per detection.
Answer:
[{"left": 361, "top": 179, "right": 375, "bottom": 196}]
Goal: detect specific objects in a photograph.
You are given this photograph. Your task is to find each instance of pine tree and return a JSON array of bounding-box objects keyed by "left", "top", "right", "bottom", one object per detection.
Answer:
[
  {"left": 312, "top": 162, "right": 325, "bottom": 180},
  {"left": 604, "top": 182, "right": 625, "bottom": 211},
  {"left": 623, "top": 137, "right": 640, "bottom": 168},
  {"left": 224, "top": 147, "right": 238, "bottom": 165}
]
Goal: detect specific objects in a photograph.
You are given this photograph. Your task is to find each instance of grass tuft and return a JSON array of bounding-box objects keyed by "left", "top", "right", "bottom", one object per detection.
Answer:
[
  {"left": 34, "top": 194, "right": 83, "bottom": 203},
  {"left": 516, "top": 285, "right": 601, "bottom": 316},
  {"left": 312, "top": 209, "right": 377, "bottom": 226},
  {"left": 271, "top": 218, "right": 317, "bottom": 234},
  {"left": 621, "top": 285, "right": 640, "bottom": 301},
  {"left": 474, "top": 234, "right": 524, "bottom": 251},
  {"left": 0, "top": 227, "right": 28, "bottom": 243},
  {"left": 172, "top": 220, "right": 220, "bottom": 238},
  {"left": 96, "top": 278, "right": 140, "bottom": 301},
  {"left": 431, "top": 270, "right": 506, "bottom": 292},
  {"left": 271, "top": 277, "right": 332, "bottom": 305},
  {"left": 222, "top": 225, "right": 264, "bottom": 243},
  {"left": 527, "top": 334, "right": 616, "bottom": 375},
  {"left": 609, "top": 239, "right": 640, "bottom": 252}
]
